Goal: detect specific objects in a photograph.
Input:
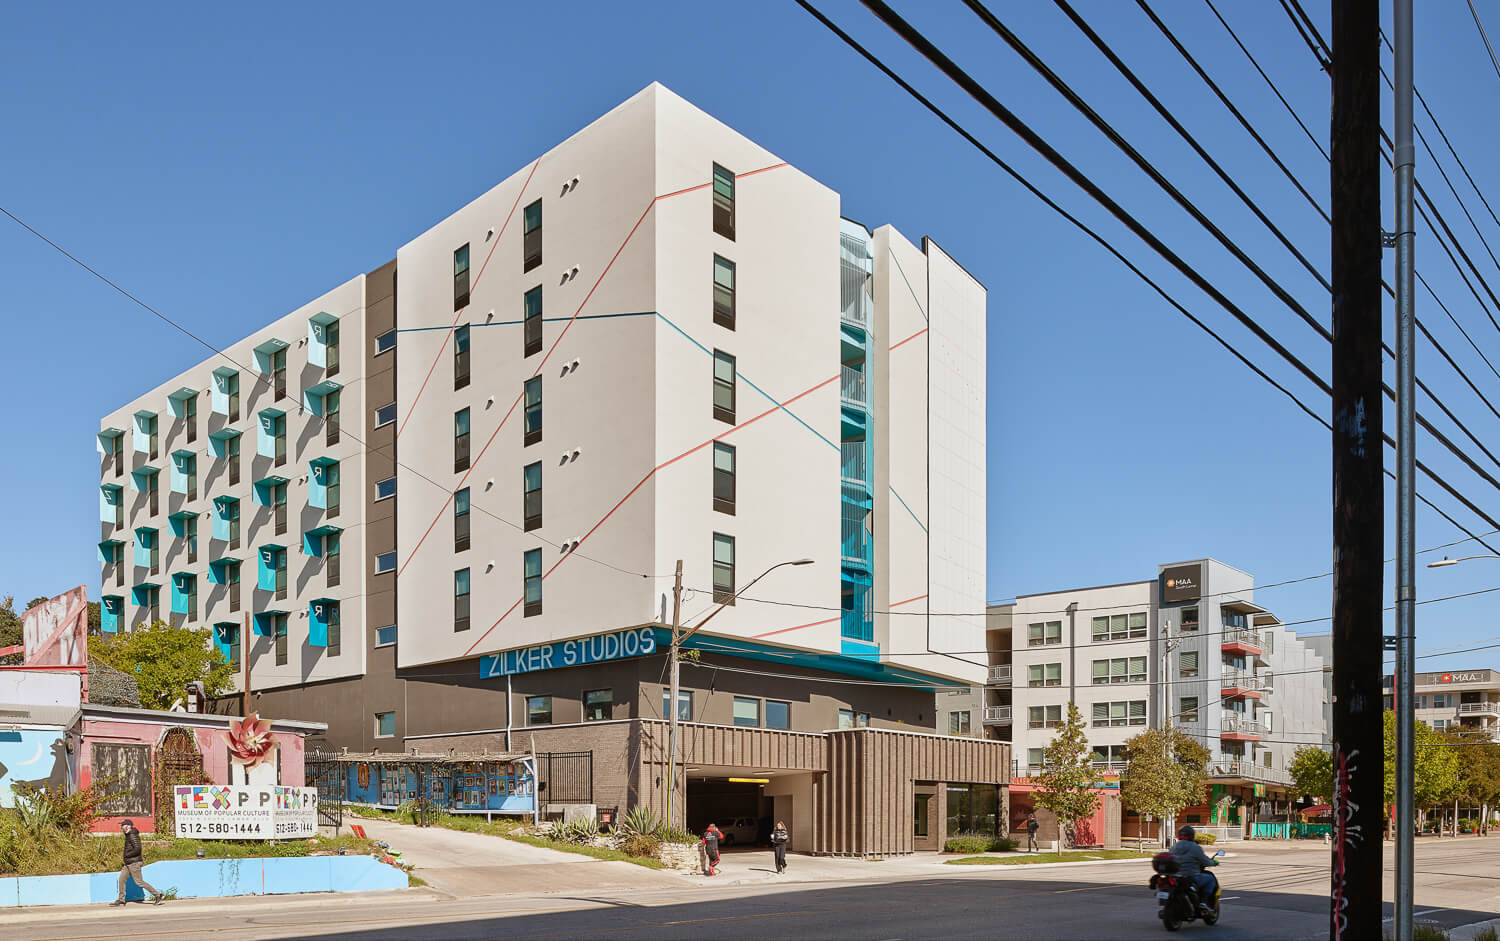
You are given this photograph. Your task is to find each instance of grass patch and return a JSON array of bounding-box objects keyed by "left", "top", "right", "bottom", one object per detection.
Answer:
[{"left": 945, "top": 849, "right": 1149, "bottom": 866}]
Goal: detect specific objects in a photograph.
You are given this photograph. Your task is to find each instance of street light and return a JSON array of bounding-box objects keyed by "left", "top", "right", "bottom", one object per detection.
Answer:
[
  {"left": 1427, "top": 554, "right": 1500, "bottom": 568},
  {"left": 665, "top": 557, "right": 813, "bottom": 833}
]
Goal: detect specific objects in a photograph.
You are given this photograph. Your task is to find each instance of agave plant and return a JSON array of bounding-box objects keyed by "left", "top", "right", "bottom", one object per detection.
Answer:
[{"left": 621, "top": 806, "right": 659, "bottom": 836}]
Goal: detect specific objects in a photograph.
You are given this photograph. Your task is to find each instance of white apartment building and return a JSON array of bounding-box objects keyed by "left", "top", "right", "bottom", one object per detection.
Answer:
[
  {"left": 987, "top": 559, "right": 1327, "bottom": 806},
  {"left": 95, "top": 84, "right": 1002, "bottom": 854},
  {"left": 1384, "top": 668, "right": 1500, "bottom": 734}
]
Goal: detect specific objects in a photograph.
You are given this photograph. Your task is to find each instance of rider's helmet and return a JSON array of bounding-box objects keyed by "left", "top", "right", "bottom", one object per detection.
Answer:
[{"left": 1177, "top": 825, "right": 1196, "bottom": 840}]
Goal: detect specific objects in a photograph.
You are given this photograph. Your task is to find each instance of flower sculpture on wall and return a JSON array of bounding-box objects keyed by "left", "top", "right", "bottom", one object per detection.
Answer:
[{"left": 224, "top": 713, "right": 275, "bottom": 768}]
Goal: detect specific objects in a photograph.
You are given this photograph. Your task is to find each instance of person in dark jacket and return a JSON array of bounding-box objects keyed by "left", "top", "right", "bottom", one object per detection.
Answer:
[
  {"left": 771, "top": 820, "right": 789, "bottom": 873},
  {"left": 1025, "top": 812, "right": 1040, "bottom": 853},
  {"left": 111, "top": 819, "right": 164, "bottom": 906},
  {"left": 702, "top": 823, "right": 724, "bottom": 875}
]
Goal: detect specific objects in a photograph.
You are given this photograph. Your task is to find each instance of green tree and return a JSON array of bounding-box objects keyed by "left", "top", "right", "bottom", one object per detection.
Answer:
[
  {"left": 1289, "top": 745, "right": 1335, "bottom": 804},
  {"left": 0, "top": 595, "right": 22, "bottom": 665},
  {"left": 88, "top": 620, "right": 233, "bottom": 709},
  {"left": 1382, "top": 710, "right": 1461, "bottom": 810},
  {"left": 1120, "top": 726, "right": 1211, "bottom": 843},
  {"left": 1445, "top": 728, "right": 1500, "bottom": 832},
  {"left": 1034, "top": 702, "right": 1101, "bottom": 853}
]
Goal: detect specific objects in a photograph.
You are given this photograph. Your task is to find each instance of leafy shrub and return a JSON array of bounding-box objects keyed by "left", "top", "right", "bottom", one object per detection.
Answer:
[
  {"left": 620, "top": 832, "right": 662, "bottom": 858},
  {"left": 656, "top": 826, "right": 698, "bottom": 844},
  {"left": 943, "top": 832, "right": 1016, "bottom": 853},
  {"left": 1194, "top": 833, "right": 1217, "bottom": 845},
  {"left": 547, "top": 817, "right": 599, "bottom": 845},
  {"left": 621, "top": 806, "right": 659, "bottom": 836}
]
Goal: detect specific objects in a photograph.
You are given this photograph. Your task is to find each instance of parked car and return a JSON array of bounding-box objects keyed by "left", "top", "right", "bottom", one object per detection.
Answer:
[{"left": 719, "top": 817, "right": 758, "bottom": 845}]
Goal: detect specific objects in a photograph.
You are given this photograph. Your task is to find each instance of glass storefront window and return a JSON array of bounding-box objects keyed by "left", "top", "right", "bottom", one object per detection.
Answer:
[
  {"left": 945, "top": 783, "right": 1001, "bottom": 836},
  {"left": 914, "top": 793, "right": 931, "bottom": 837}
]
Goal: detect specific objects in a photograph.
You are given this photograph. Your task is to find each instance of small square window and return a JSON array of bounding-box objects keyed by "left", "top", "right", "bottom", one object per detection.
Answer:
[
  {"left": 375, "top": 403, "right": 397, "bottom": 428},
  {"left": 375, "top": 625, "right": 398, "bottom": 647},
  {"left": 663, "top": 689, "right": 693, "bottom": 721},
  {"left": 375, "top": 330, "right": 396, "bottom": 355},
  {"left": 375, "top": 712, "right": 396, "bottom": 738},
  {"left": 527, "top": 695, "right": 552, "bottom": 726},
  {"left": 765, "top": 699, "right": 790, "bottom": 730},
  {"left": 584, "top": 689, "right": 612, "bottom": 722},
  {"left": 375, "top": 551, "right": 397, "bottom": 575},
  {"left": 375, "top": 477, "right": 396, "bottom": 501},
  {"left": 733, "top": 696, "right": 760, "bottom": 727}
]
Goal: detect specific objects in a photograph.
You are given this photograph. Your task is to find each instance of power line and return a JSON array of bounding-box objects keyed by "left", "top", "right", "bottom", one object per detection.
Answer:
[{"left": 1465, "top": 0, "right": 1500, "bottom": 86}]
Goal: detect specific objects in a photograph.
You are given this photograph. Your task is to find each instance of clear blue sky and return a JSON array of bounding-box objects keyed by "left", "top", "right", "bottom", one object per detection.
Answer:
[{"left": 3, "top": 1, "right": 1499, "bottom": 670}]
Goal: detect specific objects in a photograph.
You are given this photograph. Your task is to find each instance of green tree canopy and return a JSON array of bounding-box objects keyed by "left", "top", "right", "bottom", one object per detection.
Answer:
[
  {"left": 0, "top": 595, "right": 22, "bottom": 665},
  {"left": 1034, "top": 702, "right": 1101, "bottom": 850},
  {"left": 1121, "top": 726, "right": 1211, "bottom": 824},
  {"left": 1382, "top": 710, "right": 1462, "bottom": 808},
  {"left": 87, "top": 620, "right": 233, "bottom": 710},
  {"left": 1445, "top": 728, "right": 1500, "bottom": 809},
  {"left": 1289, "top": 745, "right": 1334, "bottom": 804}
]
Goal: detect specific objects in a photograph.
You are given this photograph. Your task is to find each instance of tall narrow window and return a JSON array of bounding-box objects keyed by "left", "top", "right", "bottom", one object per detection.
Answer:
[
  {"left": 523, "top": 462, "right": 542, "bottom": 531},
  {"left": 228, "top": 432, "right": 240, "bottom": 487},
  {"left": 523, "top": 548, "right": 542, "bottom": 617},
  {"left": 113, "top": 544, "right": 124, "bottom": 587},
  {"left": 454, "top": 567, "right": 471, "bottom": 632},
  {"left": 227, "top": 498, "right": 241, "bottom": 550},
  {"left": 523, "top": 377, "right": 542, "bottom": 446},
  {"left": 522, "top": 199, "right": 542, "bottom": 272},
  {"left": 274, "top": 614, "right": 288, "bottom": 666},
  {"left": 712, "top": 533, "right": 735, "bottom": 604},
  {"left": 454, "top": 408, "right": 471, "bottom": 472},
  {"left": 220, "top": 623, "right": 240, "bottom": 671},
  {"left": 454, "top": 325, "right": 471, "bottom": 389},
  {"left": 326, "top": 532, "right": 341, "bottom": 588},
  {"left": 712, "top": 255, "right": 736, "bottom": 328},
  {"left": 325, "top": 390, "right": 340, "bottom": 446},
  {"left": 147, "top": 469, "right": 159, "bottom": 517},
  {"left": 185, "top": 516, "right": 198, "bottom": 564},
  {"left": 147, "top": 414, "right": 159, "bottom": 460},
  {"left": 108, "top": 432, "right": 123, "bottom": 478},
  {"left": 325, "top": 320, "right": 340, "bottom": 377},
  {"left": 185, "top": 394, "right": 197, "bottom": 444},
  {"left": 326, "top": 462, "right": 341, "bottom": 518},
  {"left": 712, "top": 350, "right": 736, "bottom": 424},
  {"left": 713, "top": 442, "right": 736, "bottom": 514},
  {"left": 273, "top": 482, "right": 287, "bottom": 537},
  {"left": 454, "top": 488, "right": 471, "bottom": 552},
  {"left": 712, "top": 163, "right": 735, "bottom": 239},
  {"left": 228, "top": 561, "right": 241, "bottom": 613},
  {"left": 185, "top": 454, "right": 197, "bottom": 501},
  {"left": 275, "top": 548, "right": 287, "bottom": 600},
  {"left": 327, "top": 602, "right": 341, "bottom": 657},
  {"left": 227, "top": 372, "right": 240, "bottom": 422},
  {"left": 271, "top": 348, "right": 287, "bottom": 401},
  {"left": 523, "top": 286, "right": 543, "bottom": 357},
  {"left": 454, "top": 243, "right": 471, "bottom": 310}
]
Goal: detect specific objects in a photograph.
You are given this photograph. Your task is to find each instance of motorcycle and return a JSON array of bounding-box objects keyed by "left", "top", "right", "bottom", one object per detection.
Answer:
[{"left": 1148, "top": 849, "right": 1225, "bottom": 931}]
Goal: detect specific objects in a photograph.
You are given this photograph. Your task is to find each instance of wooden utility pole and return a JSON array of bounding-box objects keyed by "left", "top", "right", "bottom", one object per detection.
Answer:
[
  {"left": 1329, "top": 1, "right": 1385, "bottom": 937},
  {"left": 241, "top": 610, "right": 251, "bottom": 716}
]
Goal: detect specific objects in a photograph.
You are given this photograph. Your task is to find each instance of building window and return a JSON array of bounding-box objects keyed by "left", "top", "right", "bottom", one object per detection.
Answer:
[
  {"left": 375, "top": 551, "right": 397, "bottom": 575},
  {"left": 733, "top": 696, "right": 760, "bottom": 727},
  {"left": 1027, "top": 621, "right": 1062, "bottom": 647},
  {"left": 712, "top": 255, "right": 736, "bottom": 328},
  {"left": 185, "top": 394, "right": 197, "bottom": 444},
  {"left": 1028, "top": 705, "right": 1062, "bottom": 730},
  {"left": 374, "top": 403, "right": 397, "bottom": 428},
  {"left": 712, "top": 350, "right": 736, "bottom": 423},
  {"left": 375, "top": 330, "right": 396, "bottom": 355},
  {"left": 1180, "top": 607, "right": 1200, "bottom": 632},
  {"left": 173, "top": 573, "right": 198, "bottom": 623},
  {"left": 1091, "top": 612, "right": 1148, "bottom": 641},
  {"left": 227, "top": 561, "right": 241, "bottom": 613},
  {"left": 375, "top": 477, "right": 396, "bottom": 502},
  {"left": 271, "top": 348, "right": 287, "bottom": 401},
  {"left": 311, "top": 460, "right": 340, "bottom": 518},
  {"left": 454, "top": 407, "right": 471, "bottom": 472},
  {"left": 454, "top": 567, "right": 471, "bottom": 632},
  {"left": 274, "top": 613, "right": 288, "bottom": 666},
  {"left": 1092, "top": 657, "right": 1147, "bottom": 685},
  {"left": 326, "top": 602, "right": 341, "bottom": 657},
  {"left": 712, "top": 533, "right": 735, "bottom": 604},
  {"left": 838, "top": 709, "right": 870, "bottom": 729},
  {"left": 584, "top": 689, "right": 612, "bottom": 722},
  {"left": 523, "top": 377, "right": 542, "bottom": 446},
  {"left": 1027, "top": 748, "right": 1045, "bottom": 771},
  {"left": 273, "top": 481, "right": 288, "bottom": 537},
  {"left": 663, "top": 689, "right": 693, "bottom": 721},
  {"left": 1029, "top": 663, "right": 1063, "bottom": 687},
  {"left": 454, "top": 324, "right": 471, "bottom": 389},
  {"left": 522, "top": 199, "right": 542, "bottom": 272},
  {"left": 712, "top": 163, "right": 735, "bottom": 239},
  {"left": 766, "top": 700, "right": 791, "bottom": 730},
  {"left": 454, "top": 243, "right": 470, "bottom": 310},
  {"left": 217, "top": 623, "right": 240, "bottom": 670},
  {"left": 213, "top": 370, "right": 240, "bottom": 422},
  {"left": 523, "top": 462, "right": 542, "bottom": 531},
  {"left": 527, "top": 695, "right": 552, "bottom": 726},
  {"left": 1180, "top": 696, "right": 1199, "bottom": 723},
  {"left": 1092, "top": 745, "right": 1127, "bottom": 768},
  {"left": 144, "top": 413, "right": 159, "bottom": 460},
  {"left": 325, "top": 389, "right": 340, "bottom": 445},
  {"left": 185, "top": 516, "right": 198, "bottom": 565},
  {"left": 523, "top": 285, "right": 543, "bottom": 357},
  {"left": 1178, "top": 651, "right": 1199, "bottom": 678},
  {"left": 259, "top": 411, "right": 287, "bottom": 467},
  {"left": 454, "top": 488, "right": 471, "bottom": 552},
  {"left": 136, "top": 528, "right": 160, "bottom": 576},
  {"left": 523, "top": 548, "right": 543, "bottom": 617},
  {"left": 227, "top": 432, "right": 240, "bottom": 487},
  {"left": 326, "top": 532, "right": 341, "bottom": 587},
  {"left": 914, "top": 793, "right": 930, "bottom": 837},
  {"left": 1222, "top": 611, "right": 1248, "bottom": 629},
  {"left": 375, "top": 711, "right": 396, "bottom": 738},
  {"left": 112, "top": 544, "right": 124, "bottom": 587},
  {"left": 375, "top": 625, "right": 398, "bottom": 647},
  {"left": 325, "top": 321, "right": 340, "bottom": 377},
  {"left": 1093, "top": 700, "right": 1148, "bottom": 728},
  {"left": 713, "top": 442, "right": 735, "bottom": 514},
  {"left": 949, "top": 711, "right": 972, "bottom": 736}
]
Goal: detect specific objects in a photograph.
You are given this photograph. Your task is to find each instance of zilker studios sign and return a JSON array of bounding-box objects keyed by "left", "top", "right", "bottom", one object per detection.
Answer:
[
  {"left": 1161, "top": 564, "right": 1204, "bottom": 604},
  {"left": 480, "top": 627, "right": 658, "bottom": 679}
]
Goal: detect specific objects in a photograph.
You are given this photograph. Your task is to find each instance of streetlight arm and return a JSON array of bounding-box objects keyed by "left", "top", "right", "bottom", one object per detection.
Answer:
[
  {"left": 678, "top": 559, "right": 812, "bottom": 646},
  {"left": 1427, "top": 554, "right": 1500, "bottom": 568}
]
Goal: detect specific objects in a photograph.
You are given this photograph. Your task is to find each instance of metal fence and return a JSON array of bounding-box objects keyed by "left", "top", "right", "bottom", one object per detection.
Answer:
[
  {"left": 305, "top": 757, "right": 345, "bottom": 832},
  {"left": 538, "top": 751, "right": 593, "bottom": 805}
]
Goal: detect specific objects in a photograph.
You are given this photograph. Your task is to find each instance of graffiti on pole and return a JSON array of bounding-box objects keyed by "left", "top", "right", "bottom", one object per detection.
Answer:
[{"left": 1330, "top": 747, "right": 1363, "bottom": 940}]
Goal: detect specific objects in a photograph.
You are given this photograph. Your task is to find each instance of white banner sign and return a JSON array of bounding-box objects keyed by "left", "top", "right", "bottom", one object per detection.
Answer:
[{"left": 173, "top": 785, "right": 319, "bottom": 839}]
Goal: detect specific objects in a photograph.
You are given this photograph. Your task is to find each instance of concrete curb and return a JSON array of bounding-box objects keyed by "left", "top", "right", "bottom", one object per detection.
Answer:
[
  {"left": 1451, "top": 916, "right": 1500, "bottom": 940},
  {"left": 0, "top": 886, "right": 435, "bottom": 923},
  {"left": 940, "top": 855, "right": 1152, "bottom": 871}
]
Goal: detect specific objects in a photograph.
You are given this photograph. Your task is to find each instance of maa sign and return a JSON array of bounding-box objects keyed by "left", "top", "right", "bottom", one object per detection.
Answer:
[
  {"left": 174, "top": 785, "right": 318, "bottom": 839},
  {"left": 1160, "top": 565, "right": 1204, "bottom": 605}
]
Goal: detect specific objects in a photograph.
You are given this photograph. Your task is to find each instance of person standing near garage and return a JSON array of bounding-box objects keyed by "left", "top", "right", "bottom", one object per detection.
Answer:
[
  {"left": 702, "top": 822, "right": 724, "bottom": 876},
  {"left": 771, "top": 820, "right": 789, "bottom": 874}
]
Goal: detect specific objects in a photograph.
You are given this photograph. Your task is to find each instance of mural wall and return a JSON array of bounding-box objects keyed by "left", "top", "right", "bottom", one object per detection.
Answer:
[{"left": 0, "top": 728, "right": 70, "bottom": 808}]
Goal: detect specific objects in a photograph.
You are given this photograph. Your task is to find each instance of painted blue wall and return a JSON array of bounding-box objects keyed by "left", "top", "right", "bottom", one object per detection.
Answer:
[
  {"left": 0, "top": 728, "right": 69, "bottom": 808},
  {"left": 0, "top": 855, "right": 408, "bottom": 907}
]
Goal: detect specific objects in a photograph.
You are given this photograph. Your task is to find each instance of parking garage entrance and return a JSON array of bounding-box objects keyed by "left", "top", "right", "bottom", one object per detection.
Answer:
[{"left": 685, "top": 774, "right": 771, "bottom": 845}]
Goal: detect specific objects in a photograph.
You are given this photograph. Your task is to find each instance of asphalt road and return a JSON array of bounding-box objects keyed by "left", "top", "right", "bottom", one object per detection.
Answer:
[{"left": 9, "top": 838, "right": 1500, "bottom": 940}]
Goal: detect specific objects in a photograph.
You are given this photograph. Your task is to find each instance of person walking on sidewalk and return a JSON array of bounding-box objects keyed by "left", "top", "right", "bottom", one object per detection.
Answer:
[
  {"left": 1026, "top": 812, "right": 1040, "bottom": 853},
  {"left": 111, "top": 819, "right": 164, "bottom": 906},
  {"left": 702, "top": 822, "right": 724, "bottom": 876},
  {"left": 771, "top": 820, "right": 789, "bottom": 873}
]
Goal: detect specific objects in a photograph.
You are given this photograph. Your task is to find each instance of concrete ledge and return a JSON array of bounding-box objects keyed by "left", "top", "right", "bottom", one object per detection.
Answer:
[{"left": 0, "top": 855, "right": 408, "bottom": 907}]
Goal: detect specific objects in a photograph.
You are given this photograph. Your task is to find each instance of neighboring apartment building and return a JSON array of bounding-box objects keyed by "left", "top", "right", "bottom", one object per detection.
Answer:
[
  {"left": 985, "top": 559, "right": 1328, "bottom": 817},
  {"left": 1384, "top": 668, "right": 1500, "bottom": 735},
  {"left": 95, "top": 84, "right": 1002, "bottom": 856}
]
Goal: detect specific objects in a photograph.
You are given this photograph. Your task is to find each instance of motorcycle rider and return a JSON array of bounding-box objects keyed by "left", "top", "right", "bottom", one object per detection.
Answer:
[{"left": 1168, "top": 824, "right": 1219, "bottom": 915}]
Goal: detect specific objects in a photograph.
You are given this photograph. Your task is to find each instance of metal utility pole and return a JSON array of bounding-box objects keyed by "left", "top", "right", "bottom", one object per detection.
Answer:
[
  {"left": 1330, "top": 1, "right": 1386, "bottom": 938},
  {"left": 1392, "top": 0, "right": 1418, "bottom": 936},
  {"left": 1159, "top": 625, "right": 1180, "bottom": 848},
  {"left": 666, "top": 560, "right": 683, "bottom": 833}
]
